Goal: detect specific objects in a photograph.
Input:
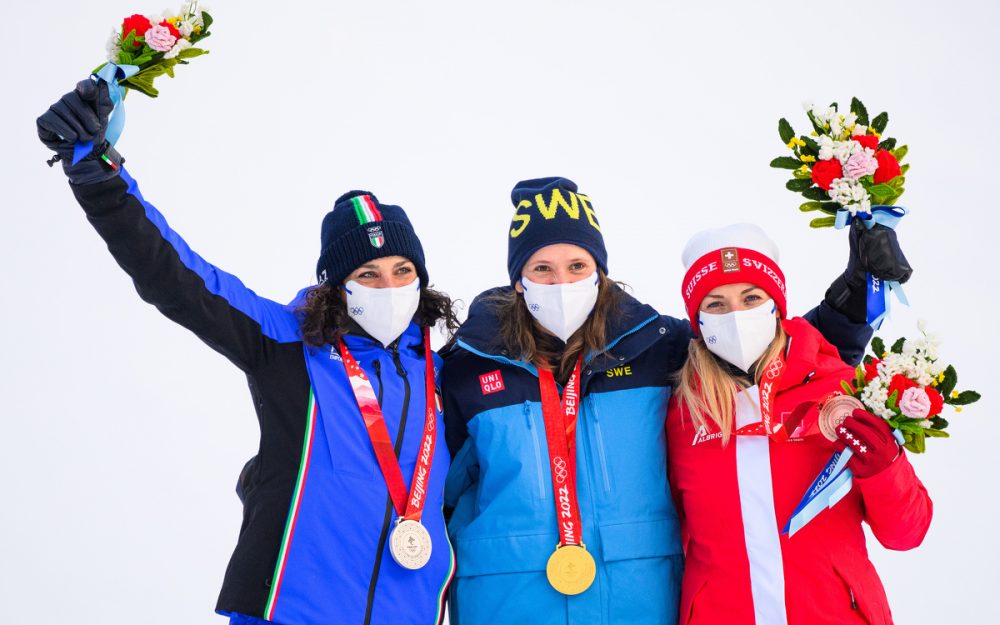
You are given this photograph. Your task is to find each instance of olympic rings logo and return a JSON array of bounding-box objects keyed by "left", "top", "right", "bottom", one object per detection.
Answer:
[
  {"left": 553, "top": 456, "right": 568, "bottom": 484},
  {"left": 766, "top": 358, "right": 784, "bottom": 379}
]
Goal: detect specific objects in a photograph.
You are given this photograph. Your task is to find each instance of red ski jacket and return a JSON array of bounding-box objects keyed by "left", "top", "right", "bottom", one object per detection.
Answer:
[{"left": 666, "top": 318, "right": 932, "bottom": 625}]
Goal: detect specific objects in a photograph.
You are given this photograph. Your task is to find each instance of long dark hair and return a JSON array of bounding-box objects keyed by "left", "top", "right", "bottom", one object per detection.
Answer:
[
  {"left": 485, "top": 272, "right": 624, "bottom": 383},
  {"left": 297, "top": 282, "right": 460, "bottom": 347}
]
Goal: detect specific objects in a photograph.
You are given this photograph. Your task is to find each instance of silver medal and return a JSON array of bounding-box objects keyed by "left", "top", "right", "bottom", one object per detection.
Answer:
[{"left": 389, "top": 519, "right": 433, "bottom": 570}]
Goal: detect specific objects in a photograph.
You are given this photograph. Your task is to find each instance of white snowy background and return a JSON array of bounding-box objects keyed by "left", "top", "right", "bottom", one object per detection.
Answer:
[{"left": 2, "top": 1, "right": 998, "bottom": 623}]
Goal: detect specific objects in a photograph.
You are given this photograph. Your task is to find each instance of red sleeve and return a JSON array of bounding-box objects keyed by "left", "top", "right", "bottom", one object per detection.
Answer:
[
  {"left": 665, "top": 399, "right": 690, "bottom": 554},
  {"left": 855, "top": 451, "right": 933, "bottom": 550}
]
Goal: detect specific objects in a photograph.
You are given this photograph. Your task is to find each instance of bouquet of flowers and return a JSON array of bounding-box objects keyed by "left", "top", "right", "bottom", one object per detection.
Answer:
[
  {"left": 837, "top": 324, "right": 981, "bottom": 453},
  {"left": 98, "top": 2, "right": 212, "bottom": 97},
  {"left": 770, "top": 99, "right": 909, "bottom": 228}
]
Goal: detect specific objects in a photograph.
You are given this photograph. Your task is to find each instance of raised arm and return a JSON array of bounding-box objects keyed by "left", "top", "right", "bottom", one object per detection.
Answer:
[
  {"left": 803, "top": 219, "right": 913, "bottom": 365},
  {"left": 38, "top": 79, "right": 301, "bottom": 372}
]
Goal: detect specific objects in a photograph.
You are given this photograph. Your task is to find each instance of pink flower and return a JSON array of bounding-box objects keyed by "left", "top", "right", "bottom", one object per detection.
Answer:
[
  {"left": 899, "top": 386, "right": 932, "bottom": 420},
  {"left": 844, "top": 151, "right": 879, "bottom": 180},
  {"left": 144, "top": 24, "right": 177, "bottom": 52}
]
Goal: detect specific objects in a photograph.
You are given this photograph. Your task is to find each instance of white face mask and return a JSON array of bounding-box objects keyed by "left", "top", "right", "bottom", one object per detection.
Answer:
[
  {"left": 520, "top": 271, "right": 599, "bottom": 343},
  {"left": 698, "top": 302, "right": 778, "bottom": 373},
  {"left": 344, "top": 279, "right": 421, "bottom": 347}
]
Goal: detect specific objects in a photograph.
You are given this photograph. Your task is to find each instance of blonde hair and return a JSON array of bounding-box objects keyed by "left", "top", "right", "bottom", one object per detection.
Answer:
[{"left": 674, "top": 320, "right": 787, "bottom": 445}]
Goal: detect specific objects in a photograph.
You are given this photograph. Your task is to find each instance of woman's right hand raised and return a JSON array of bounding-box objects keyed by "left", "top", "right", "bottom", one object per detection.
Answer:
[{"left": 37, "top": 78, "right": 119, "bottom": 185}]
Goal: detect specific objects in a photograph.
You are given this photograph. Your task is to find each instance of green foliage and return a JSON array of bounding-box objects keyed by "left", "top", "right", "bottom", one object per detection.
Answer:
[
  {"left": 924, "top": 429, "right": 950, "bottom": 438},
  {"left": 887, "top": 389, "right": 899, "bottom": 410},
  {"left": 871, "top": 112, "right": 889, "bottom": 134},
  {"left": 951, "top": 391, "right": 982, "bottom": 406},
  {"left": 840, "top": 380, "right": 855, "bottom": 396},
  {"left": 892, "top": 145, "right": 909, "bottom": 162},
  {"left": 937, "top": 365, "right": 958, "bottom": 398},
  {"left": 802, "top": 136, "right": 820, "bottom": 153},
  {"left": 793, "top": 168, "right": 812, "bottom": 180},
  {"left": 904, "top": 429, "right": 926, "bottom": 453},
  {"left": 809, "top": 216, "right": 836, "bottom": 228},
  {"left": 770, "top": 156, "right": 802, "bottom": 169},
  {"left": 851, "top": 97, "right": 870, "bottom": 127},
  {"left": 779, "top": 118, "right": 795, "bottom": 145},
  {"left": 801, "top": 187, "right": 830, "bottom": 201},
  {"left": 886, "top": 176, "right": 906, "bottom": 191},
  {"left": 930, "top": 416, "right": 950, "bottom": 430},
  {"left": 891, "top": 337, "right": 906, "bottom": 354},
  {"left": 786, "top": 178, "right": 813, "bottom": 192},
  {"left": 799, "top": 201, "right": 823, "bottom": 212},
  {"left": 901, "top": 163, "right": 911, "bottom": 175},
  {"left": 871, "top": 336, "right": 886, "bottom": 356},
  {"left": 867, "top": 183, "right": 899, "bottom": 205},
  {"left": 806, "top": 110, "right": 826, "bottom": 135},
  {"left": 878, "top": 137, "right": 897, "bottom": 151}
]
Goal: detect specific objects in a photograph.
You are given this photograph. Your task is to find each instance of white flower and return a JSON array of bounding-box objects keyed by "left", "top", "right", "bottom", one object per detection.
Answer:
[
  {"left": 178, "top": 19, "right": 195, "bottom": 38},
  {"left": 852, "top": 124, "right": 868, "bottom": 137},
  {"left": 832, "top": 139, "right": 862, "bottom": 164},
  {"left": 164, "top": 38, "right": 193, "bottom": 59},
  {"left": 105, "top": 28, "right": 122, "bottom": 63},
  {"left": 816, "top": 135, "right": 835, "bottom": 161},
  {"left": 802, "top": 100, "right": 815, "bottom": 112},
  {"left": 812, "top": 105, "right": 837, "bottom": 125}
]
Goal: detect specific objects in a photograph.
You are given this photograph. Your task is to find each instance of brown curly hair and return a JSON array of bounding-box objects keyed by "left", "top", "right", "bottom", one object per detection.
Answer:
[{"left": 297, "top": 282, "right": 461, "bottom": 347}]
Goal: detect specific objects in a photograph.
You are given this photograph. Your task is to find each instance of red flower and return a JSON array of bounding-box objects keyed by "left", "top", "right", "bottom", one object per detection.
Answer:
[
  {"left": 873, "top": 150, "right": 901, "bottom": 184},
  {"left": 888, "top": 374, "right": 918, "bottom": 402},
  {"left": 925, "top": 386, "right": 945, "bottom": 417},
  {"left": 853, "top": 134, "right": 878, "bottom": 150},
  {"left": 811, "top": 158, "right": 843, "bottom": 191},
  {"left": 864, "top": 359, "right": 881, "bottom": 382},
  {"left": 122, "top": 14, "right": 152, "bottom": 47},
  {"left": 159, "top": 20, "right": 181, "bottom": 40}
]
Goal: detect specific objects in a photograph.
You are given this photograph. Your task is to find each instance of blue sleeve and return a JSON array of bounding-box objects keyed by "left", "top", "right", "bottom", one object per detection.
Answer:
[
  {"left": 71, "top": 168, "right": 302, "bottom": 372},
  {"left": 802, "top": 300, "right": 873, "bottom": 366}
]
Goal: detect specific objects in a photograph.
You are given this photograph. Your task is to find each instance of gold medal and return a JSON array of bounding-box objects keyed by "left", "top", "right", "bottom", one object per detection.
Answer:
[
  {"left": 546, "top": 544, "right": 596, "bottom": 595},
  {"left": 818, "top": 394, "right": 865, "bottom": 441}
]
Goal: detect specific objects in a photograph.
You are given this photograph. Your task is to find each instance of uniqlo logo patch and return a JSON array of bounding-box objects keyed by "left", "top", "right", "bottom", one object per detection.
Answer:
[{"left": 479, "top": 370, "right": 505, "bottom": 395}]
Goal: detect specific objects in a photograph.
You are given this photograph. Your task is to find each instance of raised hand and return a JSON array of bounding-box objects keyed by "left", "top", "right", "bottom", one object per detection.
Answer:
[{"left": 37, "top": 78, "right": 120, "bottom": 185}]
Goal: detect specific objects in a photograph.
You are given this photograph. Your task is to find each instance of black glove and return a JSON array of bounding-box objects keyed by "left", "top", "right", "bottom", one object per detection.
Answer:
[
  {"left": 37, "top": 78, "right": 122, "bottom": 185},
  {"left": 825, "top": 218, "right": 913, "bottom": 323}
]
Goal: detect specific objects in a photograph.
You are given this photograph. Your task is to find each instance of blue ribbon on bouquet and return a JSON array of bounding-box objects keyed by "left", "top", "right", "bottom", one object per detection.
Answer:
[
  {"left": 71, "top": 62, "right": 140, "bottom": 165},
  {"left": 835, "top": 205, "right": 910, "bottom": 330},
  {"left": 784, "top": 429, "right": 905, "bottom": 536}
]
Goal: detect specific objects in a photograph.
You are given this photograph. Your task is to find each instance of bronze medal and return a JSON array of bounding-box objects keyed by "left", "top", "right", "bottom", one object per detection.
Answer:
[{"left": 818, "top": 394, "right": 865, "bottom": 441}]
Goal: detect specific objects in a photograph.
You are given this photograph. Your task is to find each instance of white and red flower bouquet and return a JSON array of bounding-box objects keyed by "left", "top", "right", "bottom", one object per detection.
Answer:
[
  {"left": 98, "top": 2, "right": 212, "bottom": 97},
  {"left": 837, "top": 323, "right": 981, "bottom": 453},
  {"left": 770, "top": 98, "right": 908, "bottom": 228}
]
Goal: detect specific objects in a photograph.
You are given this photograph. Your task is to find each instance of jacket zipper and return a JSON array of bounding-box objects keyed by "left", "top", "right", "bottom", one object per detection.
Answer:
[
  {"left": 586, "top": 396, "right": 612, "bottom": 494},
  {"left": 524, "top": 401, "right": 547, "bottom": 500},
  {"left": 363, "top": 344, "right": 411, "bottom": 625}
]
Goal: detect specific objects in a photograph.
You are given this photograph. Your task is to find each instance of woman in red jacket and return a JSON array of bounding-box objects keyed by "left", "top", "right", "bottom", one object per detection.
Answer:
[{"left": 666, "top": 223, "right": 932, "bottom": 625}]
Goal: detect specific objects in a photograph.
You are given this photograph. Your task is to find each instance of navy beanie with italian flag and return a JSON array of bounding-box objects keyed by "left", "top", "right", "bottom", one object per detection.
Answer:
[
  {"left": 316, "top": 190, "right": 428, "bottom": 287},
  {"left": 506, "top": 177, "right": 609, "bottom": 283}
]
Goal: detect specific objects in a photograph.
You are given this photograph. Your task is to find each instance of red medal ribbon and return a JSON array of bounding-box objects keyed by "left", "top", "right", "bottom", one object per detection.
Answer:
[
  {"left": 538, "top": 357, "right": 585, "bottom": 548},
  {"left": 338, "top": 327, "right": 438, "bottom": 523},
  {"left": 734, "top": 349, "right": 790, "bottom": 441}
]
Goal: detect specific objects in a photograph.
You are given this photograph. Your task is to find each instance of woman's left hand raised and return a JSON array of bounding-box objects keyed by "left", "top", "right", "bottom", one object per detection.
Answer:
[{"left": 834, "top": 408, "right": 901, "bottom": 478}]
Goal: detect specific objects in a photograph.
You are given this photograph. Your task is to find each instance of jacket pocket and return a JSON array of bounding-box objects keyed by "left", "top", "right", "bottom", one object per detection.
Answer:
[
  {"left": 599, "top": 517, "right": 683, "bottom": 563},
  {"left": 455, "top": 532, "right": 556, "bottom": 577},
  {"left": 524, "top": 401, "right": 548, "bottom": 500},
  {"left": 832, "top": 562, "right": 884, "bottom": 625}
]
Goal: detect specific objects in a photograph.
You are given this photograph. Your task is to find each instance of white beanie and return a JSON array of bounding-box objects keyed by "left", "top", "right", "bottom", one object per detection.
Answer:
[{"left": 681, "top": 223, "right": 780, "bottom": 271}]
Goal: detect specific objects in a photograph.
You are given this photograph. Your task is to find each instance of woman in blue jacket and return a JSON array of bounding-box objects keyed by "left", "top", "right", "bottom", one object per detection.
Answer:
[
  {"left": 38, "top": 80, "right": 456, "bottom": 625},
  {"left": 441, "top": 177, "right": 910, "bottom": 625}
]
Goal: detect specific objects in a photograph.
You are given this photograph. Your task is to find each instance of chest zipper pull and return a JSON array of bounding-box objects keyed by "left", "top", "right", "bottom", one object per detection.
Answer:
[{"left": 850, "top": 588, "right": 857, "bottom": 610}]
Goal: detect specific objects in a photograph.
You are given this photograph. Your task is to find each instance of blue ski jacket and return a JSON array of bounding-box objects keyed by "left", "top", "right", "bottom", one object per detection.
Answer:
[
  {"left": 70, "top": 169, "right": 453, "bottom": 625},
  {"left": 441, "top": 286, "right": 870, "bottom": 625}
]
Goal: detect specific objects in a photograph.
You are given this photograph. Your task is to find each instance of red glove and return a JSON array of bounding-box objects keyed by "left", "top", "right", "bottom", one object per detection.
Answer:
[{"left": 833, "top": 409, "right": 900, "bottom": 478}]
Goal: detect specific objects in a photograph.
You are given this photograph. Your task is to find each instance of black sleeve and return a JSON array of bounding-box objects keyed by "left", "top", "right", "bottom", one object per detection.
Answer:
[
  {"left": 70, "top": 169, "right": 303, "bottom": 372},
  {"left": 802, "top": 300, "right": 874, "bottom": 366}
]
